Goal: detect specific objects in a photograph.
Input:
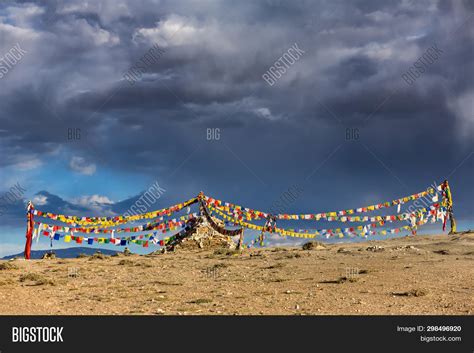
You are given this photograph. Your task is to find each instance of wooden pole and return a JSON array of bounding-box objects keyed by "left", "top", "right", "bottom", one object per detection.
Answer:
[
  {"left": 447, "top": 180, "right": 456, "bottom": 234},
  {"left": 237, "top": 228, "right": 244, "bottom": 250},
  {"left": 441, "top": 179, "right": 456, "bottom": 234}
]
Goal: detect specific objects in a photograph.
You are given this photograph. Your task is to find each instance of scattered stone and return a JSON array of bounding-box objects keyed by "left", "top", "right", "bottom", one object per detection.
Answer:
[
  {"left": 154, "top": 309, "right": 165, "bottom": 315},
  {"left": 302, "top": 241, "right": 326, "bottom": 251},
  {"left": 337, "top": 248, "right": 351, "bottom": 254},
  {"left": 89, "top": 251, "right": 108, "bottom": 260},
  {"left": 285, "top": 253, "right": 302, "bottom": 259},
  {"left": 41, "top": 252, "right": 56, "bottom": 260},
  {"left": 250, "top": 251, "right": 266, "bottom": 258},
  {"left": 319, "top": 276, "right": 358, "bottom": 284},
  {"left": 393, "top": 245, "right": 420, "bottom": 252},
  {"left": 391, "top": 289, "right": 427, "bottom": 297},
  {"left": 433, "top": 249, "right": 450, "bottom": 255},
  {"left": 366, "top": 246, "right": 384, "bottom": 252}
]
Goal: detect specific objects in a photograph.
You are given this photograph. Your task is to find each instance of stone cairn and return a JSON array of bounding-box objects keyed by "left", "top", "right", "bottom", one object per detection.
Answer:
[{"left": 163, "top": 215, "right": 238, "bottom": 252}]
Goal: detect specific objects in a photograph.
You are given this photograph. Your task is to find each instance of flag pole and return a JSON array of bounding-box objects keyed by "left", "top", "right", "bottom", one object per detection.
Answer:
[
  {"left": 441, "top": 179, "right": 456, "bottom": 234},
  {"left": 24, "top": 201, "right": 34, "bottom": 260},
  {"left": 237, "top": 228, "right": 244, "bottom": 250}
]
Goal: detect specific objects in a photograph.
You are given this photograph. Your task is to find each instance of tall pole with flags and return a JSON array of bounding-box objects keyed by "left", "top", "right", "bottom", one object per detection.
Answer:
[{"left": 24, "top": 201, "right": 34, "bottom": 260}]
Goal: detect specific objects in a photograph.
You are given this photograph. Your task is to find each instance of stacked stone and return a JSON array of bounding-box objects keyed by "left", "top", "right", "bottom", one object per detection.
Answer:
[{"left": 167, "top": 216, "right": 237, "bottom": 252}]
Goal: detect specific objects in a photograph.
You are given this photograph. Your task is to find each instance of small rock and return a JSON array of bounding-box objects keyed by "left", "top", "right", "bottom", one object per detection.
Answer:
[
  {"left": 302, "top": 241, "right": 326, "bottom": 250},
  {"left": 366, "top": 246, "right": 384, "bottom": 252},
  {"left": 391, "top": 289, "right": 427, "bottom": 297}
]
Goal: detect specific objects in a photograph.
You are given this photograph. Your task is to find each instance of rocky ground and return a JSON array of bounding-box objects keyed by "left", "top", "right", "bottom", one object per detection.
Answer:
[{"left": 0, "top": 233, "right": 472, "bottom": 315}]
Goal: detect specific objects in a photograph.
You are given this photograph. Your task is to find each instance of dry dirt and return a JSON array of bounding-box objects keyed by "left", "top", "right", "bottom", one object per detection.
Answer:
[{"left": 0, "top": 233, "right": 473, "bottom": 315}]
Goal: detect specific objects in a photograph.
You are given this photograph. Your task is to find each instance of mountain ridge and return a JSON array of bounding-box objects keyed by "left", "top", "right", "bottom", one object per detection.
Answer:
[{"left": 2, "top": 247, "right": 121, "bottom": 259}]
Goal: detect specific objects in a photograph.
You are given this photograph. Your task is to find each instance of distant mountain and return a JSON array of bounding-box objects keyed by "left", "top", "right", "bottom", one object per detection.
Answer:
[
  {"left": 2, "top": 247, "right": 121, "bottom": 259},
  {"left": 0, "top": 189, "right": 164, "bottom": 227}
]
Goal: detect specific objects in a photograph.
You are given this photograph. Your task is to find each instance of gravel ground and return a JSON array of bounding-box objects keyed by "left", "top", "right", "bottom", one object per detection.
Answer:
[{"left": 0, "top": 233, "right": 472, "bottom": 315}]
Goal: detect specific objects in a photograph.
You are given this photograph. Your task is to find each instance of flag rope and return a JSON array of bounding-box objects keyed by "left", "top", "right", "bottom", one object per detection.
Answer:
[{"left": 23, "top": 181, "right": 454, "bottom": 257}]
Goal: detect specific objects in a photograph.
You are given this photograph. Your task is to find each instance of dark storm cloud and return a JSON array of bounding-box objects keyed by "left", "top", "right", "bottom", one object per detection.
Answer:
[
  {"left": 0, "top": 0, "right": 472, "bottom": 219},
  {"left": 325, "top": 55, "right": 379, "bottom": 87}
]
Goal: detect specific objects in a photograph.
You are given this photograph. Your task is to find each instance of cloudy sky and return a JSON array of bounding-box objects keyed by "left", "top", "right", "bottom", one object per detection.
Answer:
[{"left": 0, "top": 0, "right": 473, "bottom": 256}]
